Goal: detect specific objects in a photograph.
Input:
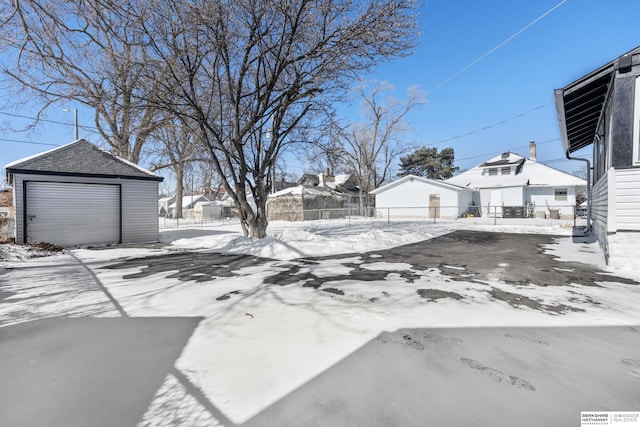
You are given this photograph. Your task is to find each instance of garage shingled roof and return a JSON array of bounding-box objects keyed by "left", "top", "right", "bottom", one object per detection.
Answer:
[
  {"left": 555, "top": 46, "right": 640, "bottom": 155},
  {"left": 5, "top": 139, "right": 163, "bottom": 182}
]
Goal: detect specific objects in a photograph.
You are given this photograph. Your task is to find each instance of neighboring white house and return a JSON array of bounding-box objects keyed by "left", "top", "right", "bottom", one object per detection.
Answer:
[
  {"left": 168, "top": 195, "right": 209, "bottom": 219},
  {"left": 555, "top": 45, "right": 640, "bottom": 267},
  {"left": 445, "top": 144, "right": 586, "bottom": 218},
  {"left": 370, "top": 174, "right": 475, "bottom": 219},
  {"left": 194, "top": 201, "right": 223, "bottom": 221},
  {"left": 158, "top": 195, "right": 175, "bottom": 217}
]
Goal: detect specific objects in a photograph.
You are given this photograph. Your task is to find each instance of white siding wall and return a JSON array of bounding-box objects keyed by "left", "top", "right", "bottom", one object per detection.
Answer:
[
  {"left": 478, "top": 189, "right": 491, "bottom": 216},
  {"left": 591, "top": 171, "right": 609, "bottom": 228},
  {"left": 615, "top": 168, "right": 640, "bottom": 231},
  {"left": 502, "top": 187, "right": 524, "bottom": 206},
  {"left": 121, "top": 180, "right": 160, "bottom": 242},
  {"left": 590, "top": 167, "right": 640, "bottom": 265},
  {"left": 526, "top": 187, "right": 577, "bottom": 216},
  {"left": 12, "top": 173, "right": 159, "bottom": 245},
  {"left": 374, "top": 179, "right": 463, "bottom": 219}
]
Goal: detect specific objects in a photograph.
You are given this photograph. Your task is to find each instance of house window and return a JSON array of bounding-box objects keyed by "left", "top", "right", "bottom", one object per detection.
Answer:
[
  {"left": 554, "top": 188, "right": 567, "bottom": 201},
  {"left": 500, "top": 167, "right": 511, "bottom": 175},
  {"left": 488, "top": 168, "right": 498, "bottom": 176}
]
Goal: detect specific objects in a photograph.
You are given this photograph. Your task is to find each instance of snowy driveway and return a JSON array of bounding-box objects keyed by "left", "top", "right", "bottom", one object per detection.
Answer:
[{"left": 1, "top": 221, "right": 640, "bottom": 426}]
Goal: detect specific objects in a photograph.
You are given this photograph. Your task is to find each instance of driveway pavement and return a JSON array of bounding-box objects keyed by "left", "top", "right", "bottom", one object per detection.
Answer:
[{"left": 1, "top": 230, "right": 639, "bottom": 426}]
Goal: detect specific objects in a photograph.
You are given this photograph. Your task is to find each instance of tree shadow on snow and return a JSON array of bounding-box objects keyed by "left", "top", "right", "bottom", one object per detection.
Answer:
[
  {"left": 243, "top": 325, "right": 640, "bottom": 427},
  {"left": 0, "top": 316, "right": 202, "bottom": 427}
]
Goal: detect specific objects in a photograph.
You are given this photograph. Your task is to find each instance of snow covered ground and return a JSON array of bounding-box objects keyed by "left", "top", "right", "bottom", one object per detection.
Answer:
[{"left": 1, "top": 218, "right": 639, "bottom": 426}]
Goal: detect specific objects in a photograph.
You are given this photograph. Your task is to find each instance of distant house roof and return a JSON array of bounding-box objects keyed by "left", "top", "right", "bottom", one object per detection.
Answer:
[
  {"left": 269, "top": 185, "right": 341, "bottom": 198},
  {"left": 446, "top": 152, "right": 586, "bottom": 189},
  {"left": 479, "top": 152, "right": 526, "bottom": 169},
  {"left": 370, "top": 174, "right": 471, "bottom": 195},
  {"left": 5, "top": 139, "right": 163, "bottom": 182},
  {"left": 555, "top": 45, "right": 640, "bottom": 154},
  {"left": 298, "top": 172, "right": 358, "bottom": 192},
  {"left": 298, "top": 174, "right": 320, "bottom": 186},
  {"left": 169, "top": 195, "right": 209, "bottom": 209}
]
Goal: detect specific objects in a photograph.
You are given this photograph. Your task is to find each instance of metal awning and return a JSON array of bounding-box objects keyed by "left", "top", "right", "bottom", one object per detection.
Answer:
[
  {"left": 555, "top": 46, "right": 640, "bottom": 155},
  {"left": 555, "top": 63, "right": 615, "bottom": 155}
]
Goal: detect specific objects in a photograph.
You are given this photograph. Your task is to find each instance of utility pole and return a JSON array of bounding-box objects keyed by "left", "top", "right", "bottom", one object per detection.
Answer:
[{"left": 63, "top": 108, "right": 79, "bottom": 140}]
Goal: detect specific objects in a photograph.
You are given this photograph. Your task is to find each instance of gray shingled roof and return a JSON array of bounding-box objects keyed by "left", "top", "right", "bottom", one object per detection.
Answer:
[{"left": 5, "top": 139, "right": 162, "bottom": 181}]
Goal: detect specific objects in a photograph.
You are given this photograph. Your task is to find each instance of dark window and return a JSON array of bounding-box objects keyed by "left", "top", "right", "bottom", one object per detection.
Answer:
[{"left": 554, "top": 188, "right": 567, "bottom": 201}]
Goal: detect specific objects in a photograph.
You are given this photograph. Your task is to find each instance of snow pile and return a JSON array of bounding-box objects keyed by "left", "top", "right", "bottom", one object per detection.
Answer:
[{"left": 168, "top": 219, "right": 457, "bottom": 260}]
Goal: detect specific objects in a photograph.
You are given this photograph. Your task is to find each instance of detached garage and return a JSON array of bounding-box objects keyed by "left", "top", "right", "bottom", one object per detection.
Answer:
[
  {"left": 370, "top": 174, "right": 476, "bottom": 219},
  {"left": 5, "top": 139, "right": 163, "bottom": 246}
]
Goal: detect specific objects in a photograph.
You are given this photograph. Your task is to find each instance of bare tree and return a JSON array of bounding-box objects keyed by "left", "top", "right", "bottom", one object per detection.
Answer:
[
  {"left": 133, "top": 0, "right": 421, "bottom": 237},
  {"left": 149, "top": 119, "right": 209, "bottom": 219},
  {"left": 331, "top": 81, "right": 425, "bottom": 212},
  {"left": 0, "top": 0, "right": 162, "bottom": 162}
]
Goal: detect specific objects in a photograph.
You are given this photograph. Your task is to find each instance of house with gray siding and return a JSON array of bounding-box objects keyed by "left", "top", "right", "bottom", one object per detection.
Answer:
[
  {"left": 5, "top": 139, "right": 163, "bottom": 246},
  {"left": 555, "top": 45, "right": 640, "bottom": 266}
]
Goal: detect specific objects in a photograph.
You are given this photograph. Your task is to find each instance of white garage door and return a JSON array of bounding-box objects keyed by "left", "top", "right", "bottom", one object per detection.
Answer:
[{"left": 25, "top": 181, "right": 121, "bottom": 246}]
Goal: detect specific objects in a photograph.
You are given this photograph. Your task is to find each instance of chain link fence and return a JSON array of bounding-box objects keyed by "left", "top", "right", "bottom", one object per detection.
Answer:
[
  {"left": 374, "top": 204, "right": 585, "bottom": 226},
  {"left": 159, "top": 204, "right": 586, "bottom": 229}
]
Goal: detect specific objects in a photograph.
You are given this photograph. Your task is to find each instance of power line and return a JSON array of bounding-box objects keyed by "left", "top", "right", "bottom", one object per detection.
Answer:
[
  {"left": 0, "top": 137, "right": 60, "bottom": 147},
  {"left": 429, "top": 103, "right": 552, "bottom": 146},
  {"left": 0, "top": 110, "right": 98, "bottom": 131},
  {"left": 455, "top": 138, "right": 559, "bottom": 163},
  {"left": 427, "top": 0, "right": 569, "bottom": 94}
]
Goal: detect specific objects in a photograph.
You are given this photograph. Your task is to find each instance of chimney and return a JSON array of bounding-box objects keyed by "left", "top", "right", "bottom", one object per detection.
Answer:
[{"left": 529, "top": 141, "right": 537, "bottom": 161}]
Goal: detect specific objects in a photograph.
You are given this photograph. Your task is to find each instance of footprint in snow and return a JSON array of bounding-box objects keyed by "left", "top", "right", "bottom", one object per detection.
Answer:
[
  {"left": 216, "top": 290, "right": 241, "bottom": 301},
  {"left": 401, "top": 334, "right": 425, "bottom": 351},
  {"left": 504, "top": 333, "right": 549, "bottom": 346},
  {"left": 621, "top": 359, "right": 640, "bottom": 378},
  {"left": 460, "top": 357, "right": 536, "bottom": 391},
  {"left": 422, "top": 333, "right": 463, "bottom": 344},
  {"left": 375, "top": 333, "right": 424, "bottom": 351}
]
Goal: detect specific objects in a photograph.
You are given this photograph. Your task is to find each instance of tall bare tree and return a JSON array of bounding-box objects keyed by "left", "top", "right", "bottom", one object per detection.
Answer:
[
  {"left": 133, "top": 0, "right": 421, "bottom": 237},
  {"left": 327, "top": 81, "right": 425, "bottom": 212},
  {"left": 0, "top": 0, "right": 162, "bottom": 162},
  {"left": 149, "top": 119, "right": 209, "bottom": 219}
]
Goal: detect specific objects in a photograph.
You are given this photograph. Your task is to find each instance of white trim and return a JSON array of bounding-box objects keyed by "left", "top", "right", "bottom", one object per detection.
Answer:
[{"left": 633, "top": 76, "right": 640, "bottom": 165}]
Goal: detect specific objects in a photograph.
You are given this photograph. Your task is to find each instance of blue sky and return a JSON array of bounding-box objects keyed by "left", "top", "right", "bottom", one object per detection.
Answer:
[{"left": 2, "top": 0, "right": 640, "bottom": 186}]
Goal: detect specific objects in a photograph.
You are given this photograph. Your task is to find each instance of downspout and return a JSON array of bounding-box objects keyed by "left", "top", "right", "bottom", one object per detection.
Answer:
[
  {"left": 566, "top": 152, "right": 592, "bottom": 232},
  {"left": 554, "top": 88, "right": 592, "bottom": 232}
]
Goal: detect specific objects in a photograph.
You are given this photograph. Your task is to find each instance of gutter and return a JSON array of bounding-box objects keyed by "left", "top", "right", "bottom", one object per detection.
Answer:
[{"left": 554, "top": 88, "right": 592, "bottom": 232}]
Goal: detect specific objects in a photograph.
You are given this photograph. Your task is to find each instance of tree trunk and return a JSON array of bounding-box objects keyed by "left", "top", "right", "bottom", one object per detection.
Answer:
[
  {"left": 174, "top": 166, "right": 184, "bottom": 219},
  {"left": 238, "top": 202, "right": 268, "bottom": 238}
]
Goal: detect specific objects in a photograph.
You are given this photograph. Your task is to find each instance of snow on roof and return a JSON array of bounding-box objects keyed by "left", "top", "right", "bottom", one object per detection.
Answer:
[
  {"left": 446, "top": 153, "right": 586, "bottom": 189},
  {"left": 270, "top": 185, "right": 338, "bottom": 198},
  {"left": 315, "top": 173, "right": 356, "bottom": 189},
  {"left": 479, "top": 152, "right": 525, "bottom": 168},
  {"left": 169, "top": 195, "right": 209, "bottom": 209},
  {"left": 370, "top": 174, "right": 471, "bottom": 195}
]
